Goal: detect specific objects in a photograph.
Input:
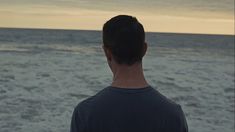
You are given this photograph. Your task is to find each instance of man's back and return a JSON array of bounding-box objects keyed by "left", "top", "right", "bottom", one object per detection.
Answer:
[{"left": 70, "top": 86, "right": 188, "bottom": 132}]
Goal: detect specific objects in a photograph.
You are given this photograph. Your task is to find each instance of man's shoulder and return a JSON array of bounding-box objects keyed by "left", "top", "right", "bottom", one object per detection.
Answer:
[
  {"left": 71, "top": 86, "right": 188, "bottom": 132},
  {"left": 74, "top": 87, "right": 109, "bottom": 112},
  {"left": 157, "top": 93, "right": 183, "bottom": 113},
  {"left": 75, "top": 86, "right": 180, "bottom": 112},
  {"left": 149, "top": 87, "right": 180, "bottom": 108}
]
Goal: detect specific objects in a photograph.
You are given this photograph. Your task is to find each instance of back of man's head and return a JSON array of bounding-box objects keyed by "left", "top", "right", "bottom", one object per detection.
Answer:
[{"left": 102, "top": 15, "right": 145, "bottom": 65}]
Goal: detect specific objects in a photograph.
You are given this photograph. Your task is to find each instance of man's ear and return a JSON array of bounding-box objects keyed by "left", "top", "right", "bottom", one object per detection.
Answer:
[
  {"left": 102, "top": 45, "right": 112, "bottom": 61},
  {"left": 142, "top": 42, "right": 148, "bottom": 57}
]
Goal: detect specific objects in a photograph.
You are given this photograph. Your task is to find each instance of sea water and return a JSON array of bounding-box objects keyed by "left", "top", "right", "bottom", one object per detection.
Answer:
[{"left": 0, "top": 28, "right": 234, "bottom": 132}]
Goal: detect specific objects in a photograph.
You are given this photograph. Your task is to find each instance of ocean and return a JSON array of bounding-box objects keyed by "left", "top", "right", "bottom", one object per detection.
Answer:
[{"left": 0, "top": 28, "right": 234, "bottom": 132}]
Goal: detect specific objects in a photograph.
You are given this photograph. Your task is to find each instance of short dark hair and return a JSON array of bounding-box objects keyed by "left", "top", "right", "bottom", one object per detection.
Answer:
[{"left": 102, "top": 15, "right": 145, "bottom": 65}]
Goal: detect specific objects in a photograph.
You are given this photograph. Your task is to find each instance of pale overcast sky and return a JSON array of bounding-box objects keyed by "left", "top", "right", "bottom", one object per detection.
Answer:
[{"left": 0, "top": 0, "right": 234, "bottom": 34}]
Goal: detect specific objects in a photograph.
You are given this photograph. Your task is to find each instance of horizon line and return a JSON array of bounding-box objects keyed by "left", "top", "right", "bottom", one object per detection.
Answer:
[{"left": 0, "top": 26, "right": 234, "bottom": 36}]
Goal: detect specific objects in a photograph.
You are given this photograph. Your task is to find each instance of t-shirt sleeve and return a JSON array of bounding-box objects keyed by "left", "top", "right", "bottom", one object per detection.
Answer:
[
  {"left": 178, "top": 105, "right": 188, "bottom": 132},
  {"left": 166, "top": 105, "right": 188, "bottom": 132},
  {"left": 70, "top": 107, "right": 86, "bottom": 132}
]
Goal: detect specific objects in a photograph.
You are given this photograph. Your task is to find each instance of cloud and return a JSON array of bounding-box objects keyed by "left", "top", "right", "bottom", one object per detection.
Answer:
[{"left": 0, "top": 0, "right": 234, "bottom": 34}]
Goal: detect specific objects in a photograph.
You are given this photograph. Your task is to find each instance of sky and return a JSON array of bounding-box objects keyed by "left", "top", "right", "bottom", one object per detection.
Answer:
[{"left": 0, "top": 0, "right": 234, "bottom": 35}]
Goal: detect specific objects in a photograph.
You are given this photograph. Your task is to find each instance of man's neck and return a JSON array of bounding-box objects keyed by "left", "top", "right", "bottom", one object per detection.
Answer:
[{"left": 111, "top": 63, "right": 149, "bottom": 89}]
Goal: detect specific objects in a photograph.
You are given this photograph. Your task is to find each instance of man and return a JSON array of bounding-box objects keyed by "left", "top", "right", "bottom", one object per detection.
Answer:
[{"left": 70, "top": 15, "right": 188, "bottom": 132}]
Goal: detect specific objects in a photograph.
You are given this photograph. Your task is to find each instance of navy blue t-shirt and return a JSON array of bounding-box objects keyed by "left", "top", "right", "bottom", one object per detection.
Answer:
[{"left": 70, "top": 86, "right": 188, "bottom": 132}]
